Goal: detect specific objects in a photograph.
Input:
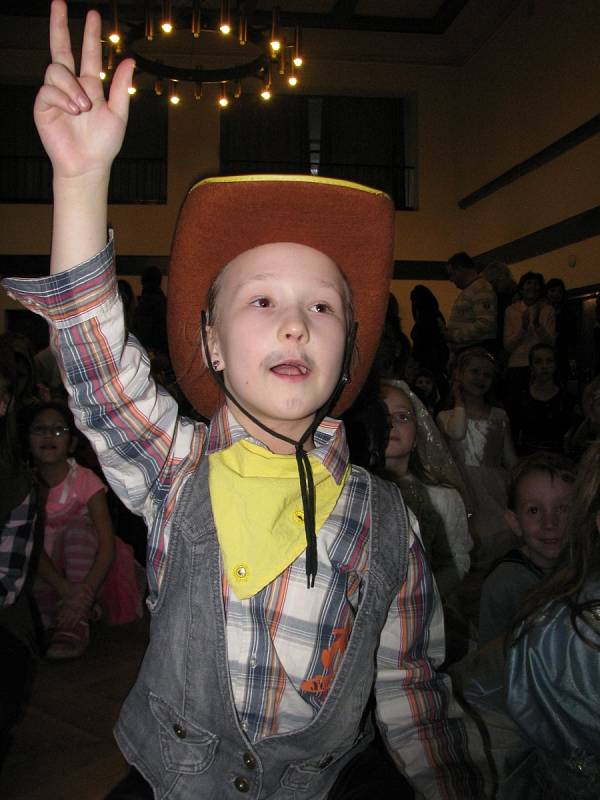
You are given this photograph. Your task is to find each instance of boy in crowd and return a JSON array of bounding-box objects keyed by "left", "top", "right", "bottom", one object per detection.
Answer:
[
  {"left": 2, "top": 2, "right": 486, "bottom": 797},
  {"left": 478, "top": 452, "right": 576, "bottom": 644}
]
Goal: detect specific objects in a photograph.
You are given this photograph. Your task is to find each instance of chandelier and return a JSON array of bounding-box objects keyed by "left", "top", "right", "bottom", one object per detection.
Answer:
[{"left": 104, "top": 1, "right": 304, "bottom": 107}]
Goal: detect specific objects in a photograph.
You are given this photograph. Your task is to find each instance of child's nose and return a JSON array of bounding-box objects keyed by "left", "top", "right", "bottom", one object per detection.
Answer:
[{"left": 278, "top": 309, "right": 309, "bottom": 342}]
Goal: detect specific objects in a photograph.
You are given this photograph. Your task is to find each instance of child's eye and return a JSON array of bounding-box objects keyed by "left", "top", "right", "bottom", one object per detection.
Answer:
[
  {"left": 558, "top": 504, "right": 569, "bottom": 514},
  {"left": 527, "top": 506, "right": 539, "bottom": 515},
  {"left": 310, "top": 302, "right": 333, "bottom": 314},
  {"left": 250, "top": 297, "right": 272, "bottom": 308}
]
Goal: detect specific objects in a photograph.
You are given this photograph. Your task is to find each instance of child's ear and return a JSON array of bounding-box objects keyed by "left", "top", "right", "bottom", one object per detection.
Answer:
[
  {"left": 203, "top": 323, "right": 225, "bottom": 372},
  {"left": 505, "top": 509, "right": 523, "bottom": 538}
]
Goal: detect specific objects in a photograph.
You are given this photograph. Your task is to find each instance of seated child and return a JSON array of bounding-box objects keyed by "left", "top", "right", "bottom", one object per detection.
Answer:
[
  {"left": 504, "top": 442, "right": 600, "bottom": 799},
  {"left": 2, "top": 3, "right": 487, "bottom": 797},
  {"left": 478, "top": 452, "right": 576, "bottom": 645},
  {"left": 28, "top": 402, "right": 116, "bottom": 659},
  {"left": 411, "top": 367, "right": 442, "bottom": 417},
  {"left": 437, "top": 347, "right": 517, "bottom": 567},
  {"left": 381, "top": 379, "right": 472, "bottom": 597}
]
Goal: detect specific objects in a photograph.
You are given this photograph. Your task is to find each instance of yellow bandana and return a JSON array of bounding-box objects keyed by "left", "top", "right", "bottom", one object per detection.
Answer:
[{"left": 209, "top": 439, "right": 349, "bottom": 599}]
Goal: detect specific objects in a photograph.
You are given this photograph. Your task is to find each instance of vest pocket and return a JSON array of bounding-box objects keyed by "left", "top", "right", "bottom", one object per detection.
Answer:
[
  {"left": 280, "top": 731, "right": 367, "bottom": 791},
  {"left": 149, "top": 693, "right": 219, "bottom": 774}
]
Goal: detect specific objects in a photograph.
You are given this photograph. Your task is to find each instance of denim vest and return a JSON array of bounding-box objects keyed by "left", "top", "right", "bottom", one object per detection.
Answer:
[{"left": 115, "top": 460, "right": 409, "bottom": 799}]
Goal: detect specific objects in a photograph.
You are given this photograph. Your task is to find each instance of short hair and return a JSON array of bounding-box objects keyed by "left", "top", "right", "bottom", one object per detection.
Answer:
[
  {"left": 508, "top": 451, "right": 577, "bottom": 510},
  {"left": 528, "top": 342, "right": 556, "bottom": 366},
  {"left": 448, "top": 251, "right": 476, "bottom": 272},
  {"left": 517, "top": 271, "right": 545, "bottom": 293},
  {"left": 546, "top": 277, "right": 566, "bottom": 293}
]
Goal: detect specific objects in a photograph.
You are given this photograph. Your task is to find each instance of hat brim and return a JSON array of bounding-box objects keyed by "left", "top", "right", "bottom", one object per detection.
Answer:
[{"left": 168, "top": 175, "right": 394, "bottom": 419}]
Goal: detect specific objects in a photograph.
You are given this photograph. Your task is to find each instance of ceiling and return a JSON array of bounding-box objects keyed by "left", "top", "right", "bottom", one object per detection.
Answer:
[{"left": 1, "top": 0, "right": 523, "bottom": 71}]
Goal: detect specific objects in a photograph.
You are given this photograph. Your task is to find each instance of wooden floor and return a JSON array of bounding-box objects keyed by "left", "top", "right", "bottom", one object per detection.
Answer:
[{"left": 1, "top": 615, "right": 149, "bottom": 800}]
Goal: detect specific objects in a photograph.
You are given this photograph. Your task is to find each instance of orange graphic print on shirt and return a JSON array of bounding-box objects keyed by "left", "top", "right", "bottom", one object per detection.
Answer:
[{"left": 300, "top": 626, "right": 351, "bottom": 695}]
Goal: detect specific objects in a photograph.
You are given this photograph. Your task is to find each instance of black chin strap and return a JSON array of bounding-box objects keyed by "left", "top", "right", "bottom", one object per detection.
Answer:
[{"left": 201, "top": 310, "right": 357, "bottom": 588}]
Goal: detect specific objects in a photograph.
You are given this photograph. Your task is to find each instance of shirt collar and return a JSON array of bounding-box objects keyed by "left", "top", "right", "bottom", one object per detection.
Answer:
[{"left": 206, "top": 405, "right": 349, "bottom": 485}]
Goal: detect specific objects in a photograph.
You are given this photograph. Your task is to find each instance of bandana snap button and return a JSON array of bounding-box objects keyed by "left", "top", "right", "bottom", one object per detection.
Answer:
[{"left": 234, "top": 564, "right": 249, "bottom": 580}]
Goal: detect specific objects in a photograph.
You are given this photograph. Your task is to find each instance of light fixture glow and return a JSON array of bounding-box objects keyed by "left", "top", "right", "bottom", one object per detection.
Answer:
[
  {"left": 169, "top": 80, "right": 180, "bottom": 105},
  {"left": 99, "top": 70, "right": 107, "bottom": 81},
  {"left": 192, "top": 0, "right": 201, "bottom": 38},
  {"left": 261, "top": 87, "right": 272, "bottom": 101},
  {"left": 293, "top": 26, "right": 303, "bottom": 67},
  {"left": 270, "top": 6, "right": 281, "bottom": 52},
  {"left": 145, "top": 0, "right": 154, "bottom": 41},
  {"left": 109, "top": 0, "right": 120, "bottom": 45},
  {"left": 238, "top": 14, "right": 248, "bottom": 45},
  {"left": 218, "top": 83, "right": 229, "bottom": 107},
  {"left": 161, "top": 0, "right": 173, "bottom": 34},
  {"left": 128, "top": 85, "right": 137, "bottom": 95},
  {"left": 219, "top": 0, "right": 231, "bottom": 35},
  {"left": 154, "top": 77, "right": 164, "bottom": 96}
]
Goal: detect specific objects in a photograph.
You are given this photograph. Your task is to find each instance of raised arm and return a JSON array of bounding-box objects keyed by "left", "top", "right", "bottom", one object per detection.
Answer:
[{"left": 34, "top": 0, "right": 134, "bottom": 273}]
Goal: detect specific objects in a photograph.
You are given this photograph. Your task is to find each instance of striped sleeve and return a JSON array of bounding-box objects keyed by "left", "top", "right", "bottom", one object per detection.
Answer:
[
  {"left": 0, "top": 491, "right": 37, "bottom": 609},
  {"left": 374, "top": 520, "right": 487, "bottom": 799},
  {"left": 2, "top": 240, "right": 206, "bottom": 596}
]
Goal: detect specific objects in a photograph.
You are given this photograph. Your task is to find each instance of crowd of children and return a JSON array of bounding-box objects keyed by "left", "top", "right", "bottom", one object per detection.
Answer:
[{"left": 0, "top": 1, "right": 599, "bottom": 797}]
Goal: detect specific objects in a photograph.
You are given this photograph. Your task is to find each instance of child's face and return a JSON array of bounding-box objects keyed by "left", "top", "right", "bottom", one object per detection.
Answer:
[
  {"left": 207, "top": 242, "right": 349, "bottom": 439},
  {"left": 530, "top": 348, "right": 555, "bottom": 383},
  {"left": 521, "top": 278, "right": 542, "bottom": 305},
  {"left": 382, "top": 387, "right": 417, "bottom": 461},
  {"left": 414, "top": 375, "right": 433, "bottom": 397},
  {"left": 29, "top": 408, "right": 72, "bottom": 466},
  {"left": 459, "top": 357, "right": 494, "bottom": 398},
  {"left": 507, "top": 470, "right": 573, "bottom": 569}
]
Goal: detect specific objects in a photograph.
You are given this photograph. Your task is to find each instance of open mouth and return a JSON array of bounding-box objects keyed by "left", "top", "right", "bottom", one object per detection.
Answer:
[{"left": 270, "top": 361, "right": 310, "bottom": 377}]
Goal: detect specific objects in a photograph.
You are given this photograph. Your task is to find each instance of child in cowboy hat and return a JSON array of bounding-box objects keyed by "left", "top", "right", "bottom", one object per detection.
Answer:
[{"left": 2, "top": 2, "right": 487, "bottom": 798}]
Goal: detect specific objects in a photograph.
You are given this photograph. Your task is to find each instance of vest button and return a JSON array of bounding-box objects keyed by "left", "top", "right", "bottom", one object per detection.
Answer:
[
  {"left": 243, "top": 752, "right": 256, "bottom": 769},
  {"left": 234, "top": 776, "right": 250, "bottom": 792},
  {"left": 172, "top": 723, "right": 186, "bottom": 739}
]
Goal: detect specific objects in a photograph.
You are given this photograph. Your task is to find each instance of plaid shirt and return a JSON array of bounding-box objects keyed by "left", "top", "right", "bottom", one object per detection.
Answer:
[
  {"left": 0, "top": 489, "right": 37, "bottom": 608},
  {"left": 3, "top": 240, "right": 485, "bottom": 798}
]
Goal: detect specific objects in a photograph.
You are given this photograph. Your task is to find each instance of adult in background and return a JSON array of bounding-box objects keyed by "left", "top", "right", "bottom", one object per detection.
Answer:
[
  {"left": 444, "top": 252, "right": 497, "bottom": 358},
  {"left": 545, "top": 278, "right": 577, "bottom": 386},
  {"left": 410, "top": 285, "right": 449, "bottom": 395},
  {"left": 131, "top": 265, "right": 168, "bottom": 357},
  {"left": 481, "top": 261, "right": 518, "bottom": 366},
  {"left": 503, "top": 272, "right": 555, "bottom": 428}
]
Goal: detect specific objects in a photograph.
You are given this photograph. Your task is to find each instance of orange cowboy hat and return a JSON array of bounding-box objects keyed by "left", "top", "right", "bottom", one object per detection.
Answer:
[{"left": 167, "top": 174, "right": 395, "bottom": 419}]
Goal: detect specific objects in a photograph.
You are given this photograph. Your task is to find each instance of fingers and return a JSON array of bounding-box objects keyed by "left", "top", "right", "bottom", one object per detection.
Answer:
[
  {"left": 80, "top": 6, "right": 103, "bottom": 80},
  {"left": 35, "top": 69, "right": 91, "bottom": 116},
  {"left": 108, "top": 57, "right": 136, "bottom": 123},
  {"left": 49, "top": 0, "right": 75, "bottom": 74}
]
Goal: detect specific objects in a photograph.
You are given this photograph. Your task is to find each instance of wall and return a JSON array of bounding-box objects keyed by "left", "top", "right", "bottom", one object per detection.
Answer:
[{"left": 455, "top": 0, "right": 600, "bottom": 289}]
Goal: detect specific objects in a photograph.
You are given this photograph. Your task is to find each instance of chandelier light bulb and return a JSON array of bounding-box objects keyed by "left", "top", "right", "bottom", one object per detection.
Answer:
[{"left": 161, "top": 0, "right": 173, "bottom": 34}]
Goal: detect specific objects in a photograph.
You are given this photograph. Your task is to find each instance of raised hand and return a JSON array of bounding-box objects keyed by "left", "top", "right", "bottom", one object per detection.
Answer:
[{"left": 34, "top": 0, "right": 135, "bottom": 182}]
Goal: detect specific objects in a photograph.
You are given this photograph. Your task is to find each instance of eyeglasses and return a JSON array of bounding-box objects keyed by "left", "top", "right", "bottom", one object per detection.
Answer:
[
  {"left": 387, "top": 410, "right": 415, "bottom": 427},
  {"left": 30, "top": 424, "right": 71, "bottom": 438}
]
